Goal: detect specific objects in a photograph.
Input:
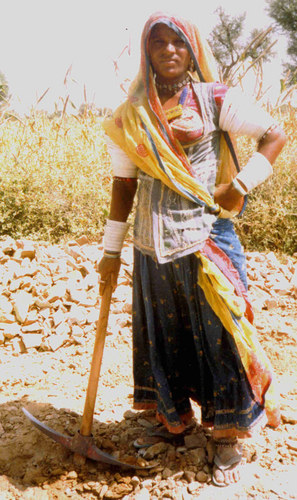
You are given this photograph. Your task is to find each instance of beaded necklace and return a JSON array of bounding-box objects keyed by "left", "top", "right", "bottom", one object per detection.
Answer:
[{"left": 155, "top": 74, "right": 191, "bottom": 96}]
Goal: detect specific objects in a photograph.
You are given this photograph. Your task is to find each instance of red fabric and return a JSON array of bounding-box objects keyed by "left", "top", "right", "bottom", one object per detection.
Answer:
[
  {"left": 201, "top": 238, "right": 254, "bottom": 324},
  {"left": 213, "top": 83, "right": 229, "bottom": 111}
]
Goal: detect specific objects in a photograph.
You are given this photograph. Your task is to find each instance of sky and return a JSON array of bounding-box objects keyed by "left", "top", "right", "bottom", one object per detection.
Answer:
[{"left": 0, "top": 0, "right": 288, "bottom": 115}]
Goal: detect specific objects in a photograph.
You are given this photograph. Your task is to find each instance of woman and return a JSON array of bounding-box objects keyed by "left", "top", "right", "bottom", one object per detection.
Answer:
[{"left": 99, "top": 12, "right": 286, "bottom": 487}]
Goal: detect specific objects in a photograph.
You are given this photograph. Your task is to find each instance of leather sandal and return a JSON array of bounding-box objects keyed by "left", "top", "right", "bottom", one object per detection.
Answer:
[{"left": 212, "top": 438, "right": 243, "bottom": 487}]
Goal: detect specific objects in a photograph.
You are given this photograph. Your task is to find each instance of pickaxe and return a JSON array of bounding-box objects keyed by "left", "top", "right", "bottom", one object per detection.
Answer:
[{"left": 23, "top": 283, "right": 148, "bottom": 469}]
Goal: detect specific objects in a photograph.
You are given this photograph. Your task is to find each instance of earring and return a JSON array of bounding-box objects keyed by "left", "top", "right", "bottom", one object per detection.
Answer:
[{"left": 189, "top": 60, "right": 195, "bottom": 72}]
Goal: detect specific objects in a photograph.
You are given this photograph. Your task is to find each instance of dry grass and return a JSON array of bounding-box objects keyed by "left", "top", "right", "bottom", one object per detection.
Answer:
[
  {"left": 235, "top": 107, "right": 297, "bottom": 255},
  {"left": 0, "top": 105, "right": 296, "bottom": 254},
  {"left": 0, "top": 110, "right": 112, "bottom": 242}
]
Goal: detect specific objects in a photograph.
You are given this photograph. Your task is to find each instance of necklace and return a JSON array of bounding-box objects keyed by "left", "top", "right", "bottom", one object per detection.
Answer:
[{"left": 155, "top": 74, "right": 190, "bottom": 95}]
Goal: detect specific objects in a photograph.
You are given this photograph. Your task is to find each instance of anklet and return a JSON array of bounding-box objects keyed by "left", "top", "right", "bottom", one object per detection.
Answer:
[{"left": 214, "top": 438, "right": 238, "bottom": 447}]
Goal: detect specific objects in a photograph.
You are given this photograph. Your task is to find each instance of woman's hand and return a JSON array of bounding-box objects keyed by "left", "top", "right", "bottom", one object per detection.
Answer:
[
  {"left": 214, "top": 183, "right": 245, "bottom": 214},
  {"left": 97, "top": 256, "right": 121, "bottom": 295}
]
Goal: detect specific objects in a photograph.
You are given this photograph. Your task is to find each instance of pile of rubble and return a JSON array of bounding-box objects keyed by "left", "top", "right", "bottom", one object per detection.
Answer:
[
  {"left": 0, "top": 235, "right": 132, "bottom": 353},
  {"left": 246, "top": 250, "right": 297, "bottom": 311},
  {"left": 0, "top": 236, "right": 296, "bottom": 354}
]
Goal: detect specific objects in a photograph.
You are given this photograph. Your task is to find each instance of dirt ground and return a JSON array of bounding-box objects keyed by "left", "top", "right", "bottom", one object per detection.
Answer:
[{"left": 0, "top": 245, "right": 296, "bottom": 500}]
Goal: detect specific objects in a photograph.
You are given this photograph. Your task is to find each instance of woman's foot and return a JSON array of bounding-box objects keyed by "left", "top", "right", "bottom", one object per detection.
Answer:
[
  {"left": 133, "top": 423, "right": 186, "bottom": 449},
  {"left": 212, "top": 438, "right": 243, "bottom": 487}
]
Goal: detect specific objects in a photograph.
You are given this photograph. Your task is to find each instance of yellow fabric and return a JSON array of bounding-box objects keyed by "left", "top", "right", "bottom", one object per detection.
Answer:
[{"left": 104, "top": 95, "right": 219, "bottom": 211}]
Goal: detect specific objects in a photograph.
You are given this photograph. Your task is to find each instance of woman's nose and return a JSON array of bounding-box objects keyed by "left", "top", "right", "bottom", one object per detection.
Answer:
[{"left": 165, "top": 43, "right": 175, "bottom": 53}]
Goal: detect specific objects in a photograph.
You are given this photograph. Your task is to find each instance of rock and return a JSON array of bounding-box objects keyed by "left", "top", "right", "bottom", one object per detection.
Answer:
[
  {"left": 162, "top": 468, "right": 174, "bottom": 479},
  {"left": 264, "top": 298, "right": 278, "bottom": 310},
  {"left": 287, "top": 439, "right": 297, "bottom": 452},
  {"left": 21, "top": 333, "right": 43, "bottom": 349},
  {"left": 187, "top": 481, "right": 200, "bottom": 494},
  {"left": 0, "top": 312, "right": 16, "bottom": 323},
  {"left": 13, "top": 290, "right": 33, "bottom": 323},
  {"left": 68, "top": 304, "right": 87, "bottom": 325},
  {"left": 206, "top": 439, "right": 215, "bottom": 464},
  {"left": 53, "top": 309, "right": 64, "bottom": 327},
  {"left": 47, "top": 335, "right": 67, "bottom": 351},
  {"left": 188, "top": 447, "right": 206, "bottom": 465},
  {"left": 196, "top": 470, "right": 209, "bottom": 483},
  {"left": 22, "top": 322, "right": 42, "bottom": 333},
  {"left": 281, "top": 409, "right": 297, "bottom": 425},
  {"left": 0, "top": 322, "right": 21, "bottom": 339},
  {"left": 184, "top": 470, "right": 196, "bottom": 483},
  {"left": 46, "top": 282, "right": 67, "bottom": 302},
  {"left": 143, "top": 441, "right": 168, "bottom": 459},
  {"left": 0, "top": 295, "right": 13, "bottom": 314},
  {"left": 134, "top": 489, "right": 150, "bottom": 500},
  {"left": 75, "top": 235, "right": 90, "bottom": 246},
  {"left": 184, "top": 433, "right": 207, "bottom": 449},
  {"left": 99, "top": 484, "right": 109, "bottom": 498},
  {"left": 55, "top": 322, "right": 70, "bottom": 336}
]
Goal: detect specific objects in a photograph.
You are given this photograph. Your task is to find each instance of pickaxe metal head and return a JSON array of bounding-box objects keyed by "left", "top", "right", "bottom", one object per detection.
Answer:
[{"left": 23, "top": 407, "right": 150, "bottom": 469}]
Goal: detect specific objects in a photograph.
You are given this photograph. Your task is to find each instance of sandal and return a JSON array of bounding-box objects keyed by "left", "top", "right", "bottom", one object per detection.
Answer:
[
  {"left": 133, "top": 424, "right": 186, "bottom": 449},
  {"left": 212, "top": 438, "right": 243, "bottom": 487}
]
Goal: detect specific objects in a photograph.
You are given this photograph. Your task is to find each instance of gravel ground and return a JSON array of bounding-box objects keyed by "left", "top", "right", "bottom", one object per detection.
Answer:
[{"left": 0, "top": 243, "right": 296, "bottom": 500}]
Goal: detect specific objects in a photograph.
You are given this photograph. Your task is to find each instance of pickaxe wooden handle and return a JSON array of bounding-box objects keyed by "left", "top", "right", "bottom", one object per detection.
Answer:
[{"left": 80, "top": 283, "right": 113, "bottom": 437}]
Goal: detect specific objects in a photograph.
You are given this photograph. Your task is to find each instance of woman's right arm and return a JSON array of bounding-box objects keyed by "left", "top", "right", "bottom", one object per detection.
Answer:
[{"left": 98, "top": 139, "right": 138, "bottom": 294}]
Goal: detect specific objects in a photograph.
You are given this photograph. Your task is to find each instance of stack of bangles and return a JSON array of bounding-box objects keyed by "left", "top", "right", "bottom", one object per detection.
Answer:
[
  {"left": 103, "top": 219, "right": 129, "bottom": 258},
  {"left": 231, "top": 151, "right": 273, "bottom": 196}
]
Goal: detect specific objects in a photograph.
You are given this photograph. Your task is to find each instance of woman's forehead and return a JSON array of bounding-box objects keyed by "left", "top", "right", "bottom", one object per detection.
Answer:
[{"left": 150, "top": 23, "right": 180, "bottom": 39}]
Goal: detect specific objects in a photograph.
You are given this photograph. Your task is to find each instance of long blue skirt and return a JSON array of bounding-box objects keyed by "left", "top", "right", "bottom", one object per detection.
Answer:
[{"left": 132, "top": 219, "right": 265, "bottom": 434}]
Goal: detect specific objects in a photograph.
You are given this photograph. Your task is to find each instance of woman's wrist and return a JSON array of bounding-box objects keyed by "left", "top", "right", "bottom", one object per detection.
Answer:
[
  {"left": 103, "top": 219, "right": 129, "bottom": 254},
  {"left": 232, "top": 177, "right": 248, "bottom": 197},
  {"left": 233, "top": 152, "right": 272, "bottom": 193}
]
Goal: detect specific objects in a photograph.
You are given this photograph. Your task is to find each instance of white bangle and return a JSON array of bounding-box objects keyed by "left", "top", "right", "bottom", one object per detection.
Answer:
[
  {"left": 235, "top": 152, "right": 273, "bottom": 193},
  {"left": 232, "top": 177, "right": 248, "bottom": 196},
  {"left": 103, "top": 219, "right": 129, "bottom": 252}
]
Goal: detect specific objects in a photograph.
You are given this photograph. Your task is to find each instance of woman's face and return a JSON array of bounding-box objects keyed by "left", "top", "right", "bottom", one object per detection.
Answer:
[{"left": 148, "top": 24, "right": 191, "bottom": 82}]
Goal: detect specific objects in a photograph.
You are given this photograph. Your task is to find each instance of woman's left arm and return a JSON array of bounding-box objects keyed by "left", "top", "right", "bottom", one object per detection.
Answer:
[
  {"left": 215, "top": 88, "right": 287, "bottom": 212},
  {"left": 257, "top": 125, "right": 287, "bottom": 164}
]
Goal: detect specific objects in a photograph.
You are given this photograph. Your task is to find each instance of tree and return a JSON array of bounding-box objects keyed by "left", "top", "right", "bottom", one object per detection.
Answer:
[
  {"left": 208, "top": 7, "right": 276, "bottom": 83},
  {"left": 0, "top": 71, "right": 9, "bottom": 105},
  {"left": 267, "top": 0, "right": 297, "bottom": 83}
]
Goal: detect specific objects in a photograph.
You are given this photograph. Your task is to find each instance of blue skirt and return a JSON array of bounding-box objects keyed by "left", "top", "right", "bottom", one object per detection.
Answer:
[{"left": 132, "top": 219, "right": 265, "bottom": 434}]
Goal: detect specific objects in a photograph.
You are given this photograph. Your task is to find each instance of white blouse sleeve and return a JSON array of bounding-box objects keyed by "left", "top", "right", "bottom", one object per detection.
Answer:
[
  {"left": 105, "top": 135, "right": 138, "bottom": 178},
  {"left": 219, "top": 87, "right": 276, "bottom": 141}
]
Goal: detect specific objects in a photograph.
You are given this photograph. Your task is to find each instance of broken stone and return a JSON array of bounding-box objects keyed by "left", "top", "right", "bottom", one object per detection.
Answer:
[
  {"left": 0, "top": 312, "right": 16, "bottom": 323},
  {"left": 11, "top": 337, "right": 26, "bottom": 353},
  {"left": 47, "top": 334, "right": 68, "bottom": 351},
  {"left": 0, "top": 295, "right": 13, "bottom": 314},
  {"left": 0, "top": 323, "right": 21, "bottom": 339},
  {"left": 21, "top": 333, "right": 43, "bottom": 349},
  {"left": 76, "top": 235, "right": 90, "bottom": 246},
  {"left": 46, "top": 282, "right": 67, "bottom": 302},
  {"left": 68, "top": 304, "right": 87, "bottom": 326},
  {"left": 184, "top": 433, "right": 207, "bottom": 449},
  {"left": 264, "top": 298, "right": 278, "bottom": 310},
  {"left": 13, "top": 290, "right": 33, "bottom": 323},
  {"left": 22, "top": 322, "right": 42, "bottom": 333},
  {"left": 143, "top": 441, "right": 168, "bottom": 459},
  {"left": 55, "top": 322, "right": 70, "bottom": 336},
  {"left": 53, "top": 309, "right": 64, "bottom": 327}
]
